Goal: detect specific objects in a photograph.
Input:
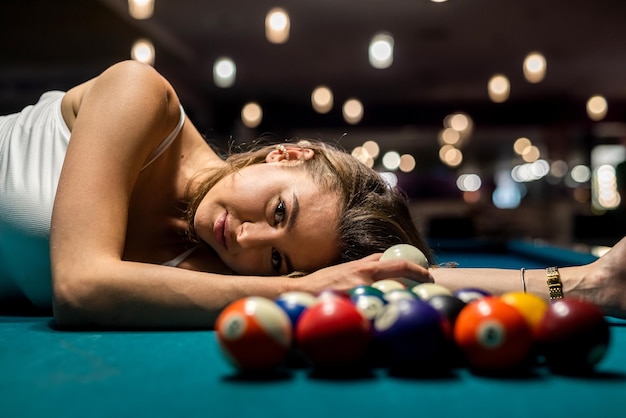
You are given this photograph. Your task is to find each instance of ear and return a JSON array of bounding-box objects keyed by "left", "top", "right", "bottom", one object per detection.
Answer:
[{"left": 265, "top": 146, "right": 315, "bottom": 163}]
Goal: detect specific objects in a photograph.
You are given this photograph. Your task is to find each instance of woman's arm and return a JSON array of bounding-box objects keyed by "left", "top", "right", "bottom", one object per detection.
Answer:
[{"left": 431, "top": 237, "right": 626, "bottom": 318}]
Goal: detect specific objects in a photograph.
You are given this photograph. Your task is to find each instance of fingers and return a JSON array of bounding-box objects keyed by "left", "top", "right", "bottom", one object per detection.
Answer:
[{"left": 375, "top": 258, "right": 433, "bottom": 283}]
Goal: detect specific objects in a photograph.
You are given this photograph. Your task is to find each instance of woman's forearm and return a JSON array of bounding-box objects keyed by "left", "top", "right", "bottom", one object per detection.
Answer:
[
  {"left": 52, "top": 260, "right": 294, "bottom": 329},
  {"left": 430, "top": 264, "right": 592, "bottom": 302}
]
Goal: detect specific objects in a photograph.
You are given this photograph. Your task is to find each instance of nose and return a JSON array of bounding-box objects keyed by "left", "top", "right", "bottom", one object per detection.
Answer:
[{"left": 236, "top": 221, "right": 280, "bottom": 249}]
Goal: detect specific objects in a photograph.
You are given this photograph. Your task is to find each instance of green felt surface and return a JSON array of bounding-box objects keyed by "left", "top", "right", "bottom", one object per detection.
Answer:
[{"left": 1, "top": 315, "right": 625, "bottom": 418}]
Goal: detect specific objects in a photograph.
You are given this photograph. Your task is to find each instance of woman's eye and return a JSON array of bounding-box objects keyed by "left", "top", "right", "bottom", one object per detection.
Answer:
[
  {"left": 274, "top": 199, "right": 286, "bottom": 225},
  {"left": 271, "top": 248, "right": 282, "bottom": 272}
]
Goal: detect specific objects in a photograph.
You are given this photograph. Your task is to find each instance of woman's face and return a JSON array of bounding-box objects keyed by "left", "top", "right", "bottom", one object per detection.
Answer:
[{"left": 193, "top": 162, "right": 342, "bottom": 275}]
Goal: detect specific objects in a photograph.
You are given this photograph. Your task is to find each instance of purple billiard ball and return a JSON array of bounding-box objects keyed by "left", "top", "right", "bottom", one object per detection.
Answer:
[{"left": 372, "top": 298, "right": 447, "bottom": 369}]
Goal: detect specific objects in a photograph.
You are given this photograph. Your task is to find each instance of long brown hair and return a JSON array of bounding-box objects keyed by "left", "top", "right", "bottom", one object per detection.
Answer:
[{"left": 185, "top": 139, "right": 433, "bottom": 271}]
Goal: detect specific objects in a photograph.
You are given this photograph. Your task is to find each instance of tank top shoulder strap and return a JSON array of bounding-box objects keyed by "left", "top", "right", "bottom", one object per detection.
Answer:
[{"left": 141, "top": 104, "right": 185, "bottom": 170}]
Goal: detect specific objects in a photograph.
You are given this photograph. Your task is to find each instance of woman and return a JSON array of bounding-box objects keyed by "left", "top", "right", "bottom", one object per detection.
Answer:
[{"left": 1, "top": 61, "right": 625, "bottom": 327}]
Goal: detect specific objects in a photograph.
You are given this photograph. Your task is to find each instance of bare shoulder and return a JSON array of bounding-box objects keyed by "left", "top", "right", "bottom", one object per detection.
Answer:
[{"left": 62, "top": 61, "right": 179, "bottom": 131}]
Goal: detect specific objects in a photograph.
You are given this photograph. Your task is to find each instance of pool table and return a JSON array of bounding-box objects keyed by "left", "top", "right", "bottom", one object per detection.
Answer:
[{"left": 1, "top": 239, "right": 625, "bottom": 418}]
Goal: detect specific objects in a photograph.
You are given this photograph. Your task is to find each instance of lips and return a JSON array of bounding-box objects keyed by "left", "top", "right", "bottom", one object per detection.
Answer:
[{"left": 213, "top": 212, "right": 228, "bottom": 249}]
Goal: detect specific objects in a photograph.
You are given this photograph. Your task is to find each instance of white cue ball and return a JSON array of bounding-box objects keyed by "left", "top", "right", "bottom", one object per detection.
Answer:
[{"left": 380, "top": 244, "right": 429, "bottom": 269}]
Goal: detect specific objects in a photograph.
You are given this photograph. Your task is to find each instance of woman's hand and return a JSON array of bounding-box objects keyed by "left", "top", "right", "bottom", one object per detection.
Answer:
[
  {"left": 293, "top": 253, "right": 433, "bottom": 294},
  {"left": 567, "top": 236, "right": 626, "bottom": 318}
]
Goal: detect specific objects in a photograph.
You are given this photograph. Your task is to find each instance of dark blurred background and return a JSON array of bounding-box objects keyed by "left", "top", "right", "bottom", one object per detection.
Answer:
[{"left": 1, "top": 0, "right": 625, "bottom": 248}]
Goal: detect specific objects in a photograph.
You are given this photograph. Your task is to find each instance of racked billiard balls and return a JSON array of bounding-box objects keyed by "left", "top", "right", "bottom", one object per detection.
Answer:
[
  {"left": 216, "top": 297, "right": 292, "bottom": 372},
  {"left": 454, "top": 296, "right": 533, "bottom": 371},
  {"left": 535, "top": 297, "right": 611, "bottom": 374}
]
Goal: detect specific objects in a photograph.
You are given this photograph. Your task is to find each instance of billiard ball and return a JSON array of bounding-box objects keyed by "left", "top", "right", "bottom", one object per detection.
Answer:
[
  {"left": 372, "top": 279, "right": 406, "bottom": 293},
  {"left": 427, "top": 294, "right": 467, "bottom": 329},
  {"left": 349, "top": 288, "right": 387, "bottom": 322},
  {"left": 274, "top": 291, "right": 318, "bottom": 329},
  {"left": 296, "top": 296, "right": 372, "bottom": 368},
  {"left": 427, "top": 294, "right": 468, "bottom": 366},
  {"left": 349, "top": 285, "right": 385, "bottom": 299},
  {"left": 454, "top": 296, "right": 533, "bottom": 371},
  {"left": 373, "top": 298, "right": 447, "bottom": 369},
  {"left": 380, "top": 243, "right": 429, "bottom": 269},
  {"left": 216, "top": 297, "right": 292, "bottom": 372},
  {"left": 411, "top": 283, "right": 453, "bottom": 301},
  {"left": 383, "top": 289, "right": 418, "bottom": 304},
  {"left": 535, "top": 298, "right": 611, "bottom": 374},
  {"left": 453, "top": 287, "right": 491, "bottom": 304},
  {"left": 500, "top": 291, "right": 548, "bottom": 334}
]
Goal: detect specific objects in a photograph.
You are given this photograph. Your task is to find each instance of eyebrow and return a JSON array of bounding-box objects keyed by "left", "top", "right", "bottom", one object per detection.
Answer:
[{"left": 283, "top": 192, "right": 299, "bottom": 273}]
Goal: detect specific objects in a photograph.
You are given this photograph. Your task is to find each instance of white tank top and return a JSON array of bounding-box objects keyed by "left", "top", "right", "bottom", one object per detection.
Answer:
[{"left": 0, "top": 91, "right": 185, "bottom": 307}]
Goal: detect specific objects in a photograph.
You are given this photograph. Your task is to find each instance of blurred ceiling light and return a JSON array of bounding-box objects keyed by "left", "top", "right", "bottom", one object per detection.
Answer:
[
  {"left": 449, "top": 112, "right": 471, "bottom": 132},
  {"left": 593, "top": 164, "right": 620, "bottom": 209},
  {"left": 311, "top": 85, "right": 333, "bottom": 113},
  {"left": 399, "top": 154, "right": 416, "bottom": 173},
  {"left": 456, "top": 174, "right": 482, "bottom": 192},
  {"left": 382, "top": 151, "right": 401, "bottom": 170},
  {"left": 521, "top": 145, "right": 540, "bottom": 162},
  {"left": 513, "top": 137, "right": 532, "bottom": 155},
  {"left": 351, "top": 146, "right": 375, "bottom": 168},
  {"left": 523, "top": 52, "right": 547, "bottom": 83},
  {"left": 131, "top": 38, "right": 155, "bottom": 65},
  {"left": 571, "top": 165, "right": 591, "bottom": 183},
  {"left": 342, "top": 98, "right": 364, "bottom": 124},
  {"left": 439, "top": 128, "right": 461, "bottom": 145},
  {"left": 379, "top": 172, "right": 399, "bottom": 188},
  {"left": 369, "top": 32, "right": 394, "bottom": 69},
  {"left": 241, "top": 102, "right": 263, "bottom": 128},
  {"left": 362, "top": 140, "right": 380, "bottom": 159},
  {"left": 213, "top": 57, "right": 236, "bottom": 88},
  {"left": 488, "top": 74, "right": 510, "bottom": 103},
  {"left": 129, "top": 0, "right": 154, "bottom": 20},
  {"left": 430, "top": 0, "right": 449, "bottom": 2},
  {"left": 439, "top": 145, "right": 463, "bottom": 167},
  {"left": 587, "top": 95, "right": 608, "bottom": 121},
  {"left": 265, "top": 8, "right": 290, "bottom": 44},
  {"left": 550, "top": 160, "right": 569, "bottom": 178}
]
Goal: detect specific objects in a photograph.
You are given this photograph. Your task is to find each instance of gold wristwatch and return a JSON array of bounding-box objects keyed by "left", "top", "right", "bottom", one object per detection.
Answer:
[{"left": 546, "top": 266, "right": 563, "bottom": 300}]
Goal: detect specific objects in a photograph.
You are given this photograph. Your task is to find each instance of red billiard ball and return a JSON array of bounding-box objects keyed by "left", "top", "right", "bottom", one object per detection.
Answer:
[
  {"left": 373, "top": 298, "right": 447, "bottom": 369},
  {"left": 535, "top": 298, "right": 611, "bottom": 374},
  {"left": 454, "top": 297, "right": 533, "bottom": 371},
  {"left": 296, "top": 296, "right": 371, "bottom": 368},
  {"left": 216, "top": 297, "right": 292, "bottom": 372},
  {"left": 274, "top": 291, "right": 318, "bottom": 329}
]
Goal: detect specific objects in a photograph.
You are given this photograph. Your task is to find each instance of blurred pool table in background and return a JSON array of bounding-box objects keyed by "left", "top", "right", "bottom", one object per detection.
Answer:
[{"left": 1, "top": 239, "right": 625, "bottom": 418}]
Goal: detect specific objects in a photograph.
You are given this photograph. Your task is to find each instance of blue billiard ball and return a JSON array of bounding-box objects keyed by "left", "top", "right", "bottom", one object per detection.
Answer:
[{"left": 275, "top": 291, "right": 317, "bottom": 329}]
